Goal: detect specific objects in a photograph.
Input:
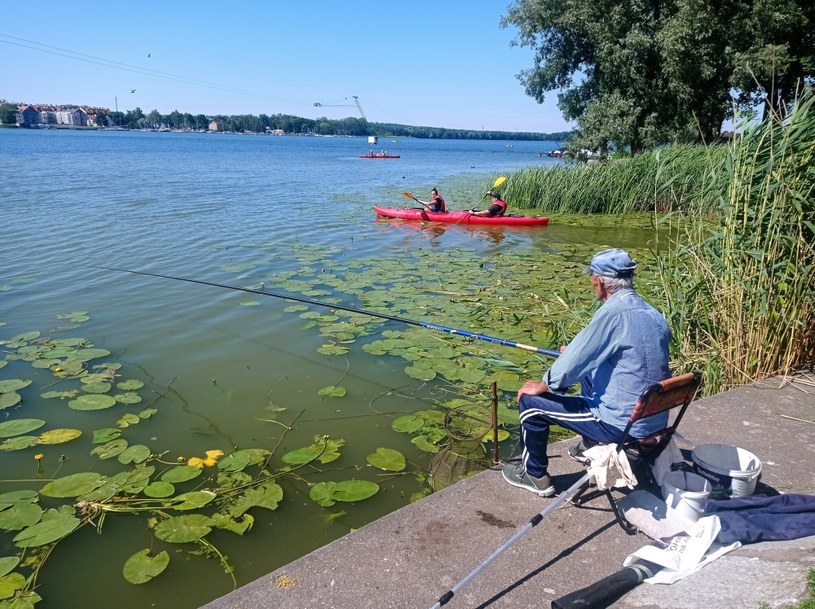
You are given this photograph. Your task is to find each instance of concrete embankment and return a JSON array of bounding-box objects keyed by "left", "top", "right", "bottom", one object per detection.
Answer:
[{"left": 202, "top": 374, "right": 815, "bottom": 609}]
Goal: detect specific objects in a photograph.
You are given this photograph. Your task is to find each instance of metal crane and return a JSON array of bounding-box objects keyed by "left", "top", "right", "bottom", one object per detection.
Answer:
[{"left": 313, "top": 95, "right": 367, "bottom": 120}]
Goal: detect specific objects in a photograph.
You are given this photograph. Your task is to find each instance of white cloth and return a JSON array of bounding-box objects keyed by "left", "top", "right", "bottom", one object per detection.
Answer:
[
  {"left": 584, "top": 444, "right": 637, "bottom": 490},
  {"left": 623, "top": 515, "right": 741, "bottom": 584}
]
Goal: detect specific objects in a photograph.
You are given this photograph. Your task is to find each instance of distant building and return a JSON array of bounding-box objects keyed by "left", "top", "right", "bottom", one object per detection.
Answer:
[
  {"left": 208, "top": 119, "right": 224, "bottom": 132},
  {"left": 56, "top": 108, "right": 88, "bottom": 126},
  {"left": 19, "top": 106, "right": 41, "bottom": 127},
  {"left": 15, "top": 103, "right": 111, "bottom": 128}
]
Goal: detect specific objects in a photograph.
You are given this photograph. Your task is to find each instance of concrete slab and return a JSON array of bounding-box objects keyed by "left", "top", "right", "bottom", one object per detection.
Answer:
[{"left": 201, "top": 373, "right": 815, "bottom": 609}]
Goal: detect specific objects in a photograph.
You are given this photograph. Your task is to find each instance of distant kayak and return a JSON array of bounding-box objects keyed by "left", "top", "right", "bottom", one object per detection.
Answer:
[
  {"left": 373, "top": 206, "right": 549, "bottom": 226},
  {"left": 358, "top": 152, "right": 400, "bottom": 159}
]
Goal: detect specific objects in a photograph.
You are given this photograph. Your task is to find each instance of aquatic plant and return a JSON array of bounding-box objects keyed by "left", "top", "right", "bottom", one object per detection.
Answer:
[
  {"left": 504, "top": 145, "right": 724, "bottom": 214},
  {"left": 654, "top": 94, "right": 815, "bottom": 391}
]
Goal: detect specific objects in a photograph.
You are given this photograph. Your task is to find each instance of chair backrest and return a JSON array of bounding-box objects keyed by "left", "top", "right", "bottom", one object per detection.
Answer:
[
  {"left": 629, "top": 372, "right": 701, "bottom": 424},
  {"left": 617, "top": 372, "right": 701, "bottom": 456}
]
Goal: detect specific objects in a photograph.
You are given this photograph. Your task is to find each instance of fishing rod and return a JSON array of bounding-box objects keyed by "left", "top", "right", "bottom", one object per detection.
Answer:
[
  {"left": 96, "top": 266, "right": 560, "bottom": 358},
  {"left": 429, "top": 471, "right": 592, "bottom": 609}
]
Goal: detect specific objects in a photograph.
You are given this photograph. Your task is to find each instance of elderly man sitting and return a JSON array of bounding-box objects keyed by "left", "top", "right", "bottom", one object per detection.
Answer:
[{"left": 503, "top": 248, "right": 672, "bottom": 497}]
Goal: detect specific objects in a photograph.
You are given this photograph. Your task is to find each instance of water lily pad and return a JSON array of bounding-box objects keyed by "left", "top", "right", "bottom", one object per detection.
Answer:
[
  {"left": 0, "top": 380, "right": 32, "bottom": 393},
  {"left": 0, "top": 392, "right": 22, "bottom": 410},
  {"left": 404, "top": 365, "right": 436, "bottom": 381},
  {"left": 170, "top": 490, "right": 216, "bottom": 510},
  {"left": 0, "top": 491, "right": 38, "bottom": 507},
  {"left": 392, "top": 415, "right": 424, "bottom": 433},
  {"left": 227, "top": 482, "right": 283, "bottom": 517},
  {"left": 0, "top": 436, "right": 38, "bottom": 451},
  {"left": 117, "top": 379, "right": 144, "bottom": 391},
  {"left": 68, "top": 394, "right": 117, "bottom": 411},
  {"left": 81, "top": 382, "right": 112, "bottom": 394},
  {"left": 0, "top": 419, "right": 46, "bottom": 439},
  {"left": 114, "top": 392, "right": 142, "bottom": 405},
  {"left": 281, "top": 437, "right": 343, "bottom": 465},
  {"left": 317, "top": 385, "right": 346, "bottom": 398},
  {"left": 211, "top": 512, "right": 254, "bottom": 535},
  {"left": 309, "top": 479, "right": 379, "bottom": 507},
  {"left": 92, "top": 428, "right": 122, "bottom": 443},
  {"left": 37, "top": 429, "right": 82, "bottom": 445},
  {"left": 0, "top": 571, "right": 26, "bottom": 599},
  {"left": 216, "top": 451, "right": 252, "bottom": 473},
  {"left": 40, "top": 472, "right": 106, "bottom": 498},
  {"left": 91, "top": 439, "right": 128, "bottom": 459},
  {"left": 123, "top": 549, "right": 170, "bottom": 584},
  {"left": 70, "top": 348, "right": 111, "bottom": 362},
  {"left": 0, "top": 556, "right": 20, "bottom": 577},
  {"left": 117, "top": 444, "right": 151, "bottom": 464},
  {"left": 160, "top": 466, "right": 202, "bottom": 484},
  {"left": 153, "top": 514, "right": 214, "bottom": 543},
  {"left": 411, "top": 435, "right": 441, "bottom": 453},
  {"left": 143, "top": 482, "right": 175, "bottom": 498},
  {"left": 13, "top": 513, "right": 81, "bottom": 547},
  {"left": 217, "top": 448, "right": 270, "bottom": 473},
  {"left": 0, "top": 503, "right": 43, "bottom": 531},
  {"left": 316, "top": 344, "right": 350, "bottom": 356},
  {"left": 366, "top": 448, "right": 406, "bottom": 472},
  {"left": 116, "top": 413, "right": 141, "bottom": 428},
  {"left": 9, "top": 332, "right": 39, "bottom": 343}
]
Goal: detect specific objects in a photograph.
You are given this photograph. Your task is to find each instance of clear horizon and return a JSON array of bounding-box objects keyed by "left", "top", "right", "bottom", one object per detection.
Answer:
[{"left": 0, "top": 2, "right": 573, "bottom": 134}]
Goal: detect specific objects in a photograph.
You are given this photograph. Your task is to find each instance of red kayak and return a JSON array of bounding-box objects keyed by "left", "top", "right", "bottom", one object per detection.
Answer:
[
  {"left": 373, "top": 206, "right": 549, "bottom": 227},
  {"left": 358, "top": 153, "right": 400, "bottom": 158}
]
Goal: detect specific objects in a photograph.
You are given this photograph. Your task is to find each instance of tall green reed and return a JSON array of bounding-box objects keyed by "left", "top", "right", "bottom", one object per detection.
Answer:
[
  {"left": 506, "top": 145, "right": 725, "bottom": 214},
  {"left": 654, "top": 95, "right": 815, "bottom": 393}
]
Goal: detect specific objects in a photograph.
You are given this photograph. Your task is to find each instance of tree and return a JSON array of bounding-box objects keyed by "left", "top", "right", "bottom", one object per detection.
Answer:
[
  {"left": 729, "top": 0, "right": 815, "bottom": 119},
  {"left": 502, "top": 0, "right": 813, "bottom": 152},
  {"left": 0, "top": 102, "right": 17, "bottom": 125},
  {"left": 146, "top": 109, "right": 162, "bottom": 128}
]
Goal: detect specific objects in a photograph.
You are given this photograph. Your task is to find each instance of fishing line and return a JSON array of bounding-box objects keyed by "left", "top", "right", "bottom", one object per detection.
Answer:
[{"left": 96, "top": 266, "right": 561, "bottom": 358}]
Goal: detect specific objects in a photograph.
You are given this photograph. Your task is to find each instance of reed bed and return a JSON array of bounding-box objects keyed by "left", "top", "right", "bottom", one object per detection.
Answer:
[
  {"left": 507, "top": 145, "right": 725, "bottom": 214},
  {"left": 654, "top": 95, "right": 815, "bottom": 393}
]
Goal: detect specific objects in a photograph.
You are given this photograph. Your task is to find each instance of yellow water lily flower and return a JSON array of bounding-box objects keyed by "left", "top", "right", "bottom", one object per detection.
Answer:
[
  {"left": 187, "top": 449, "right": 224, "bottom": 468},
  {"left": 34, "top": 453, "right": 44, "bottom": 461},
  {"left": 187, "top": 457, "right": 205, "bottom": 468}
]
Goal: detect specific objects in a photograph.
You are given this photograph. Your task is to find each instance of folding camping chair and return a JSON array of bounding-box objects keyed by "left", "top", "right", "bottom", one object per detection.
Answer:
[{"left": 571, "top": 371, "right": 702, "bottom": 533}]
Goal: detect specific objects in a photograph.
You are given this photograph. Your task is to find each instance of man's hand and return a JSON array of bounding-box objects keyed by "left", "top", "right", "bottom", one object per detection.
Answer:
[{"left": 517, "top": 380, "right": 549, "bottom": 402}]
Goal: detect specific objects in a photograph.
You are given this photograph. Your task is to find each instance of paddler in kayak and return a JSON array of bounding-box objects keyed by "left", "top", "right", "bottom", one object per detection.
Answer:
[
  {"left": 416, "top": 188, "right": 446, "bottom": 212},
  {"left": 470, "top": 191, "right": 507, "bottom": 217}
]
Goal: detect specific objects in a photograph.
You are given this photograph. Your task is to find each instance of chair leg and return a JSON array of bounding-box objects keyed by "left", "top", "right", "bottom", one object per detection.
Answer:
[{"left": 606, "top": 490, "right": 638, "bottom": 535}]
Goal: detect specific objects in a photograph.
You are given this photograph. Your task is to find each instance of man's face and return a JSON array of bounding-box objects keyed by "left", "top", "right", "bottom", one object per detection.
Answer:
[{"left": 591, "top": 274, "right": 605, "bottom": 301}]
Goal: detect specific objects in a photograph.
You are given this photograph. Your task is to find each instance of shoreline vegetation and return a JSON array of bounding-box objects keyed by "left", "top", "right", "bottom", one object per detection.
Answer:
[
  {"left": 508, "top": 95, "right": 815, "bottom": 396},
  {"left": 1, "top": 100, "right": 570, "bottom": 142}
]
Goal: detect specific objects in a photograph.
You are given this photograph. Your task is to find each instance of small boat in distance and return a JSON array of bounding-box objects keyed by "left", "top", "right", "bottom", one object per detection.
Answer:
[
  {"left": 373, "top": 206, "right": 549, "bottom": 227},
  {"left": 359, "top": 150, "right": 400, "bottom": 159}
]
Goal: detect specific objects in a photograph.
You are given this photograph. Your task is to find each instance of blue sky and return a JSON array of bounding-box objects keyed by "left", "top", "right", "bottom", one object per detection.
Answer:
[{"left": 1, "top": 1, "right": 572, "bottom": 133}]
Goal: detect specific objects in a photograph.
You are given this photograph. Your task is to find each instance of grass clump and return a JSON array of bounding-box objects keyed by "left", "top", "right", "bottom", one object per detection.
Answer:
[
  {"left": 505, "top": 144, "right": 725, "bottom": 214},
  {"left": 654, "top": 94, "right": 815, "bottom": 393}
]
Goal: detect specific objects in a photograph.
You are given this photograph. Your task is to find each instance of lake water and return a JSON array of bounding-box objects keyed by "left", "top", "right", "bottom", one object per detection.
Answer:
[{"left": 0, "top": 129, "right": 656, "bottom": 609}]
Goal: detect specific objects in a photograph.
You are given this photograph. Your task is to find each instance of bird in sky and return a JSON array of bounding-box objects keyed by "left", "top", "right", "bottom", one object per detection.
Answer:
[
  {"left": 130, "top": 89, "right": 136, "bottom": 93},
  {"left": 147, "top": 53, "right": 151, "bottom": 58}
]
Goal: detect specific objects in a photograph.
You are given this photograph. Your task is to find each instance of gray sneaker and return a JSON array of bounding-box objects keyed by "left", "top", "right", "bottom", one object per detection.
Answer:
[
  {"left": 568, "top": 439, "right": 596, "bottom": 465},
  {"left": 501, "top": 463, "right": 556, "bottom": 497}
]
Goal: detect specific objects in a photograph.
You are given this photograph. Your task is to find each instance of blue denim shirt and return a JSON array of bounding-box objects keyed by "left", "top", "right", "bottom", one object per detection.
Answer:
[{"left": 543, "top": 288, "right": 672, "bottom": 437}]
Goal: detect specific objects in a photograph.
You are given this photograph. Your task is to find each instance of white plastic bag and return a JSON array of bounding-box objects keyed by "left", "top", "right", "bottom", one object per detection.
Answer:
[{"left": 623, "top": 515, "right": 741, "bottom": 584}]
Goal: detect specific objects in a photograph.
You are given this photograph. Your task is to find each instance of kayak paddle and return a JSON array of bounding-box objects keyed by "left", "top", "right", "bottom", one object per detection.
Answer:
[{"left": 403, "top": 191, "right": 431, "bottom": 209}]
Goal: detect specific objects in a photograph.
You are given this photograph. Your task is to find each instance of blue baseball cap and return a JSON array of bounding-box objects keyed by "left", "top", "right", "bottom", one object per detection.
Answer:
[{"left": 584, "top": 248, "right": 637, "bottom": 278}]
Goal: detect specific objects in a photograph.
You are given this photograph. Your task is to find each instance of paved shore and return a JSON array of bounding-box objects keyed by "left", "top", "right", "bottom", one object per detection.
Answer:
[{"left": 202, "top": 374, "right": 815, "bottom": 609}]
